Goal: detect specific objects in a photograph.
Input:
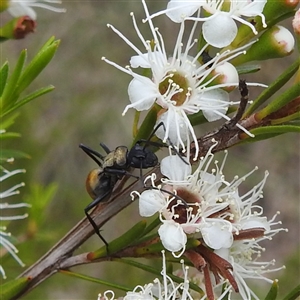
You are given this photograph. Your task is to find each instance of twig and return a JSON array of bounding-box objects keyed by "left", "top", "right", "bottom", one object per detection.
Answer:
[{"left": 12, "top": 169, "right": 160, "bottom": 299}]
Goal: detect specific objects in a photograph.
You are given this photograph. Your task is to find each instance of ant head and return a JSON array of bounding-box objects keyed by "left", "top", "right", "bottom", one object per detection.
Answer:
[{"left": 128, "top": 143, "right": 158, "bottom": 168}]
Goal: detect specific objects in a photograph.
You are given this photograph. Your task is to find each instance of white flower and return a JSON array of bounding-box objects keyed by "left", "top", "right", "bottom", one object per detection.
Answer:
[
  {"left": 214, "top": 212, "right": 287, "bottom": 299},
  {"left": 149, "top": 0, "right": 267, "bottom": 47},
  {"left": 136, "top": 143, "right": 238, "bottom": 256},
  {"left": 98, "top": 251, "right": 195, "bottom": 300},
  {"left": 102, "top": 0, "right": 254, "bottom": 159},
  {"left": 183, "top": 168, "right": 287, "bottom": 300},
  {"left": 0, "top": 167, "right": 30, "bottom": 279},
  {"left": 7, "top": 0, "right": 66, "bottom": 20}
]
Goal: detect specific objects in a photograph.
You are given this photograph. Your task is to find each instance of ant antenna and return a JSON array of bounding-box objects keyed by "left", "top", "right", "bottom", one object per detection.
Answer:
[{"left": 79, "top": 144, "right": 104, "bottom": 166}]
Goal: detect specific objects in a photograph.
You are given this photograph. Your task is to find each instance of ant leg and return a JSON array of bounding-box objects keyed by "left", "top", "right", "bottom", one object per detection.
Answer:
[
  {"left": 104, "top": 167, "right": 140, "bottom": 180},
  {"left": 85, "top": 209, "right": 109, "bottom": 248},
  {"left": 136, "top": 122, "right": 189, "bottom": 165},
  {"left": 143, "top": 183, "right": 189, "bottom": 208},
  {"left": 84, "top": 191, "right": 112, "bottom": 252},
  {"left": 153, "top": 122, "right": 189, "bottom": 165}
]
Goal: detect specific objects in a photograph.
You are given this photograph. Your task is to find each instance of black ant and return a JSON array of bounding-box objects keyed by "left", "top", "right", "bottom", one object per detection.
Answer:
[{"left": 80, "top": 122, "right": 188, "bottom": 248}]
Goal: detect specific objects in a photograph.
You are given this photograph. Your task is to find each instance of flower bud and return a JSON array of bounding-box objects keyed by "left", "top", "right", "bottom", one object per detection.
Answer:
[
  {"left": 232, "top": 25, "right": 295, "bottom": 64},
  {"left": 263, "top": 0, "right": 299, "bottom": 23},
  {"left": 0, "top": 16, "right": 36, "bottom": 40},
  {"left": 293, "top": 8, "right": 300, "bottom": 52},
  {"left": 206, "top": 62, "right": 239, "bottom": 92}
]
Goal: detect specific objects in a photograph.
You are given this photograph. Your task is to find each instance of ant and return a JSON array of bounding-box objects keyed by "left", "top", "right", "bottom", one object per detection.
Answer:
[{"left": 80, "top": 122, "right": 188, "bottom": 248}]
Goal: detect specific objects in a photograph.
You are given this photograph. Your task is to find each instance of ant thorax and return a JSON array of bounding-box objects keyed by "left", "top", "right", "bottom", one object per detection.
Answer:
[{"left": 103, "top": 146, "right": 128, "bottom": 169}]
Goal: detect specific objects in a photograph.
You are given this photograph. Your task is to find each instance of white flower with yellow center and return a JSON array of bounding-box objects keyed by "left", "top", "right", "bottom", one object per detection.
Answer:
[{"left": 102, "top": 0, "right": 257, "bottom": 159}]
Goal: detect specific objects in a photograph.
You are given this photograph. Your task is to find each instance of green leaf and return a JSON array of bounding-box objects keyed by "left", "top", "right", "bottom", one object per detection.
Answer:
[
  {"left": 60, "top": 270, "right": 132, "bottom": 292},
  {"left": 282, "top": 284, "right": 300, "bottom": 300},
  {"left": 256, "top": 82, "right": 300, "bottom": 120},
  {"left": 1, "top": 85, "right": 55, "bottom": 118},
  {"left": 0, "top": 50, "right": 27, "bottom": 112},
  {"left": 254, "top": 125, "right": 300, "bottom": 134},
  {"left": 135, "top": 237, "right": 200, "bottom": 256},
  {"left": 0, "top": 61, "right": 9, "bottom": 96},
  {"left": 0, "top": 131, "right": 21, "bottom": 140},
  {"left": 0, "top": 113, "right": 19, "bottom": 130},
  {"left": 264, "top": 280, "right": 278, "bottom": 300},
  {"left": 270, "top": 111, "right": 300, "bottom": 125},
  {"left": 89, "top": 220, "right": 147, "bottom": 259},
  {"left": 0, "top": 277, "right": 31, "bottom": 300},
  {"left": 0, "top": 37, "right": 59, "bottom": 118},
  {"left": 15, "top": 38, "right": 60, "bottom": 96},
  {"left": 245, "top": 58, "right": 300, "bottom": 117},
  {"left": 135, "top": 238, "right": 166, "bottom": 255},
  {"left": 131, "top": 104, "right": 160, "bottom": 147},
  {"left": 238, "top": 125, "right": 300, "bottom": 144},
  {"left": 24, "top": 183, "right": 58, "bottom": 227},
  {"left": 0, "top": 149, "right": 30, "bottom": 161},
  {"left": 142, "top": 217, "right": 161, "bottom": 236},
  {"left": 236, "top": 64, "right": 261, "bottom": 74}
]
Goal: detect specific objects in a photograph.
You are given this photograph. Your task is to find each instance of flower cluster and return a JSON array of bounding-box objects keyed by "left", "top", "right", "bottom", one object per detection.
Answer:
[
  {"left": 102, "top": 0, "right": 272, "bottom": 160},
  {"left": 99, "top": 0, "right": 293, "bottom": 298},
  {"left": 131, "top": 143, "right": 286, "bottom": 299},
  {"left": 98, "top": 251, "right": 195, "bottom": 300}
]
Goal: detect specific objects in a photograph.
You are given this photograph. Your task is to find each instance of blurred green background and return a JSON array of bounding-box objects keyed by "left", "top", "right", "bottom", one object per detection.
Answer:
[{"left": 1, "top": 1, "right": 299, "bottom": 299}]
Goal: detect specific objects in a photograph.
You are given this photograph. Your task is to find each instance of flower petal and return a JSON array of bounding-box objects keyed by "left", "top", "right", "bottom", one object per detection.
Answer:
[
  {"left": 130, "top": 51, "right": 165, "bottom": 69},
  {"left": 203, "top": 13, "right": 237, "bottom": 47},
  {"left": 166, "top": 0, "right": 203, "bottom": 22},
  {"left": 201, "top": 219, "right": 233, "bottom": 249},
  {"left": 241, "top": 216, "right": 270, "bottom": 232},
  {"left": 155, "top": 110, "right": 189, "bottom": 147},
  {"left": 128, "top": 78, "right": 158, "bottom": 111},
  {"left": 201, "top": 88, "right": 229, "bottom": 122},
  {"left": 158, "top": 222, "right": 187, "bottom": 252},
  {"left": 161, "top": 155, "right": 191, "bottom": 181},
  {"left": 239, "top": 0, "right": 266, "bottom": 17},
  {"left": 8, "top": 3, "right": 37, "bottom": 19},
  {"left": 139, "top": 189, "right": 165, "bottom": 217}
]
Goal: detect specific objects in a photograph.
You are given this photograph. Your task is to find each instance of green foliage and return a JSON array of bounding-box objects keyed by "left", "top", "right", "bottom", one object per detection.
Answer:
[
  {"left": 0, "top": 37, "right": 59, "bottom": 118},
  {"left": 282, "top": 284, "right": 300, "bottom": 300},
  {"left": 245, "top": 58, "right": 300, "bottom": 116},
  {"left": 60, "top": 269, "right": 132, "bottom": 292},
  {"left": 264, "top": 281, "right": 278, "bottom": 300},
  {"left": 0, "top": 277, "right": 31, "bottom": 300},
  {"left": 24, "top": 183, "right": 58, "bottom": 229},
  {"left": 91, "top": 220, "right": 147, "bottom": 259},
  {"left": 0, "top": 36, "right": 60, "bottom": 284}
]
